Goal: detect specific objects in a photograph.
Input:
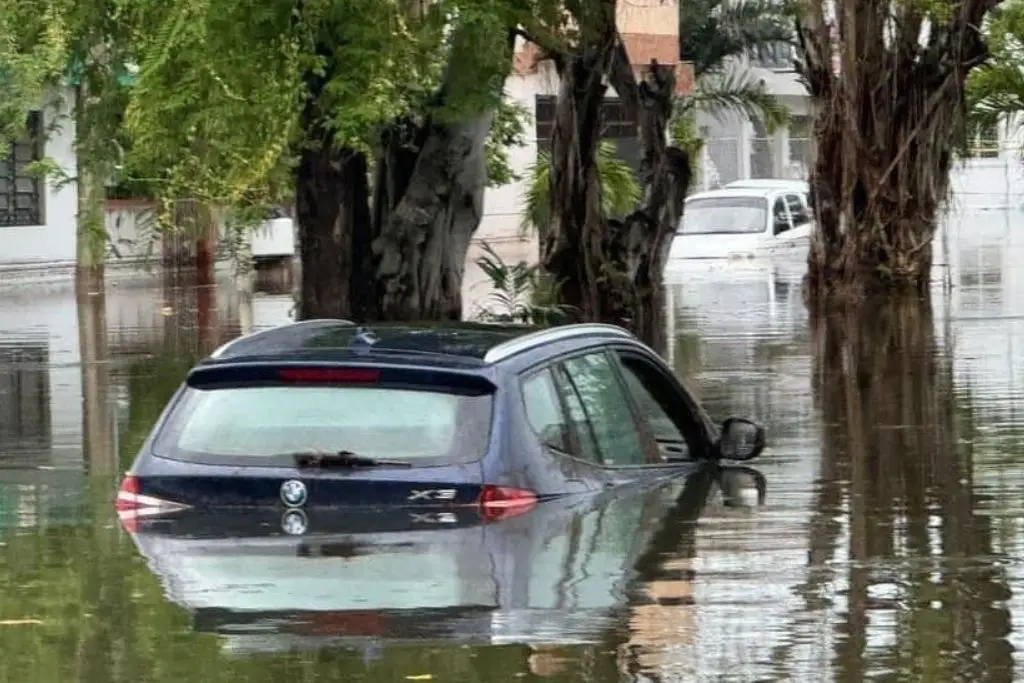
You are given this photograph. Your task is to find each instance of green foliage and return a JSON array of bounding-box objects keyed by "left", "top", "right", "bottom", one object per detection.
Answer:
[
  {"left": 674, "top": 0, "right": 793, "bottom": 136},
  {"left": 670, "top": 113, "right": 705, "bottom": 184},
  {"left": 965, "top": 1, "right": 1024, "bottom": 152},
  {"left": 0, "top": 2, "right": 70, "bottom": 151},
  {"left": 677, "top": 70, "right": 790, "bottom": 132},
  {"left": 679, "top": 0, "right": 796, "bottom": 78},
  {"left": 521, "top": 140, "right": 641, "bottom": 237},
  {"left": 0, "top": 0, "right": 137, "bottom": 171},
  {"left": 474, "top": 241, "right": 570, "bottom": 325},
  {"left": 120, "top": 0, "right": 538, "bottom": 223},
  {"left": 671, "top": 113, "right": 705, "bottom": 159},
  {"left": 486, "top": 95, "right": 531, "bottom": 187}
]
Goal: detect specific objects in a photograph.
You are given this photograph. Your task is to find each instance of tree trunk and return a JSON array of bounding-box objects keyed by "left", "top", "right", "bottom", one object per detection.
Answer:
[
  {"left": 372, "top": 113, "right": 494, "bottom": 320},
  {"left": 796, "top": 1, "right": 992, "bottom": 302},
  {"left": 77, "top": 287, "right": 114, "bottom": 475},
  {"left": 294, "top": 30, "right": 511, "bottom": 323},
  {"left": 294, "top": 135, "right": 374, "bottom": 320},
  {"left": 542, "top": 18, "right": 691, "bottom": 353},
  {"left": 75, "top": 86, "right": 106, "bottom": 284}
]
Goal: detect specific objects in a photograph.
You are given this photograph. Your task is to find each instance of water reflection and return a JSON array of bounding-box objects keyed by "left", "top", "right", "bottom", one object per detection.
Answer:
[
  {"left": 125, "top": 467, "right": 759, "bottom": 656},
  {"left": 0, "top": 340, "right": 50, "bottom": 458},
  {"left": 807, "top": 296, "right": 1013, "bottom": 682},
  {"left": 9, "top": 219, "right": 1024, "bottom": 680},
  {"left": 78, "top": 289, "right": 115, "bottom": 475}
]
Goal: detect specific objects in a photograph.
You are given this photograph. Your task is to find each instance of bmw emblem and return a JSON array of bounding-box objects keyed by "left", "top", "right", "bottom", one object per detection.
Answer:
[
  {"left": 280, "top": 479, "right": 307, "bottom": 508},
  {"left": 281, "top": 509, "right": 309, "bottom": 536}
]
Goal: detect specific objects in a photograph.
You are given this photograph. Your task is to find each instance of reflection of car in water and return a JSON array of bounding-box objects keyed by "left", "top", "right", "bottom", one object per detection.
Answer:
[
  {"left": 125, "top": 467, "right": 765, "bottom": 653},
  {"left": 666, "top": 259, "right": 807, "bottom": 332},
  {"left": 668, "top": 186, "right": 812, "bottom": 262}
]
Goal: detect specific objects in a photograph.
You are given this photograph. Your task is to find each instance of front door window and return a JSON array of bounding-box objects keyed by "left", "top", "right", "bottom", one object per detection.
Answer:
[
  {"left": 558, "top": 352, "right": 648, "bottom": 467},
  {"left": 772, "top": 197, "right": 793, "bottom": 235}
]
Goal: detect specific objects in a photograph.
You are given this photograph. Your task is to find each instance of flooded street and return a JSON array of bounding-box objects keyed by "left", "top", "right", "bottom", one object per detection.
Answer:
[{"left": 2, "top": 211, "right": 1024, "bottom": 682}]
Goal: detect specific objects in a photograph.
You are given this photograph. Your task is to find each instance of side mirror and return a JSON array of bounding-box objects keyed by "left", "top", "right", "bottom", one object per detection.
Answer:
[{"left": 717, "top": 417, "right": 765, "bottom": 461}]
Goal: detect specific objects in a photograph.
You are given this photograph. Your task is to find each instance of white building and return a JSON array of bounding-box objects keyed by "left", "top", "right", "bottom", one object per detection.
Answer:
[
  {"left": 0, "top": 88, "right": 79, "bottom": 270},
  {"left": 697, "top": 44, "right": 1024, "bottom": 212}
]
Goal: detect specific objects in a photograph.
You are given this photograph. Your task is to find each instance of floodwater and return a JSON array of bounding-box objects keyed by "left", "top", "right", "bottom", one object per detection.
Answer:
[{"left": 2, "top": 211, "right": 1024, "bottom": 682}]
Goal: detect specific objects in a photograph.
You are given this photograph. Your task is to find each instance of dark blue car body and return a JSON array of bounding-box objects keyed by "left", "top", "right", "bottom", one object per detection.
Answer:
[{"left": 116, "top": 320, "right": 764, "bottom": 522}]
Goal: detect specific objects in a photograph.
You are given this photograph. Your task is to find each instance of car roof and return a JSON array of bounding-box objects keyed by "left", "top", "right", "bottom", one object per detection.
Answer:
[
  {"left": 724, "top": 179, "right": 808, "bottom": 190},
  {"left": 686, "top": 187, "right": 775, "bottom": 201},
  {"left": 203, "top": 319, "right": 636, "bottom": 367}
]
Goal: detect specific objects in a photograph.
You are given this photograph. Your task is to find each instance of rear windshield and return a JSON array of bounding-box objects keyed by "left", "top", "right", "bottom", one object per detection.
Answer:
[{"left": 151, "top": 385, "right": 494, "bottom": 466}]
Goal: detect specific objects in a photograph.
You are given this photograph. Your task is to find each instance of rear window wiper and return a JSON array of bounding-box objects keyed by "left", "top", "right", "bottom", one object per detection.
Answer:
[{"left": 291, "top": 450, "right": 413, "bottom": 469}]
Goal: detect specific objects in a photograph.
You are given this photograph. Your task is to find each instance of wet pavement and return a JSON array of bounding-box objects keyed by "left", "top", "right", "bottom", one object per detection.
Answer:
[{"left": 2, "top": 212, "right": 1024, "bottom": 682}]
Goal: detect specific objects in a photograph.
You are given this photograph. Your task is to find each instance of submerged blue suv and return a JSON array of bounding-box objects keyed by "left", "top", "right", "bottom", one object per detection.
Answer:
[{"left": 116, "top": 320, "right": 765, "bottom": 524}]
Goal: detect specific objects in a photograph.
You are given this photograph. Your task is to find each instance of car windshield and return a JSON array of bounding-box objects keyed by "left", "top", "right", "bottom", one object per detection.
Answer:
[
  {"left": 152, "top": 385, "right": 494, "bottom": 466},
  {"left": 678, "top": 196, "right": 768, "bottom": 235}
]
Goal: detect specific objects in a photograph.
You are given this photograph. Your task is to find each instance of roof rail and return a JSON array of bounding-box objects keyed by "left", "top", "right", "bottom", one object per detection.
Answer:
[
  {"left": 483, "top": 323, "right": 634, "bottom": 364},
  {"left": 208, "top": 318, "right": 356, "bottom": 359}
]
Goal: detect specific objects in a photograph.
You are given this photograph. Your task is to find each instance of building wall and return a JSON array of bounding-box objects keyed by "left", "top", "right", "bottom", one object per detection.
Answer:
[
  {"left": 0, "top": 88, "right": 78, "bottom": 266},
  {"left": 697, "top": 73, "right": 1024, "bottom": 212}
]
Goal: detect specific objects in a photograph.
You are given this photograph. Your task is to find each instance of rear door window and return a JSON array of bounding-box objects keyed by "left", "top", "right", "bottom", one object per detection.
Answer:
[
  {"left": 551, "top": 364, "right": 603, "bottom": 463},
  {"left": 152, "top": 380, "right": 493, "bottom": 466},
  {"left": 521, "top": 368, "right": 571, "bottom": 453}
]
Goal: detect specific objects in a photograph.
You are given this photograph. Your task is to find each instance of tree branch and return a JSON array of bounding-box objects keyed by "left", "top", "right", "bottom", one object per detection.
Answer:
[{"left": 606, "top": 32, "right": 640, "bottom": 119}]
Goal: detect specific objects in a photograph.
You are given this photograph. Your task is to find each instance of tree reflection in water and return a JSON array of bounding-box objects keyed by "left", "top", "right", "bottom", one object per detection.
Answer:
[
  {"left": 614, "top": 466, "right": 766, "bottom": 680},
  {"left": 793, "top": 296, "right": 1014, "bottom": 682}
]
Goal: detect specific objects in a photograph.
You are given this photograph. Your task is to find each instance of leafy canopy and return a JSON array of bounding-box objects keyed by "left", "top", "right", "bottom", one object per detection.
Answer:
[{"left": 119, "top": 0, "right": 537, "bottom": 210}]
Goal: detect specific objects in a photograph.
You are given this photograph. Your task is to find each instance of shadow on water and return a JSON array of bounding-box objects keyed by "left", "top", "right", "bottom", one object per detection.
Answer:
[{"left": 795, "top": 296, "right": 1013, "bottom": 682}]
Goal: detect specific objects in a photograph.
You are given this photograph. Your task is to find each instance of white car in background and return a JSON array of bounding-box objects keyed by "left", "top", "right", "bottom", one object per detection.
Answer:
[
  {"left": 668, "top": 183, "right": 814, "bottom": 262},
  {"left": 724, "top": 179, "right": 810, "bottom": 195}
]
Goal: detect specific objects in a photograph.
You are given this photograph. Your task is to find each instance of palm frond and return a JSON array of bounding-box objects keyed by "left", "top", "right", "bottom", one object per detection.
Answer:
[
  {"left": 679, "top": 0, "right": 797, "bottom": 76},
  {"left": 964, "top": 2, "right": 1024, "bottom": 150},
  {"left": 521, "top": 150, "right": 551, "bottom": 236},
  {"left": 678, "top": 68, "right": 790, "bottom": 132},
  {"left": 520, "top": 140, "right": 640, "bottom": 237}
]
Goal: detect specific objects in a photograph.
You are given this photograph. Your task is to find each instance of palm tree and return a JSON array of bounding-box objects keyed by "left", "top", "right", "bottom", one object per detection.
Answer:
[{"left": 677, "top": 0, "right": 796, "bottom": 182}]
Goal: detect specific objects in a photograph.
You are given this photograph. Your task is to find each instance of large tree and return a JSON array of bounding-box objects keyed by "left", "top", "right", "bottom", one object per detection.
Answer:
[
  {"left": 121, "top": 0, "right": 535, "bottom": 320},
  {"left": 796, "top": 0, "right": 1000, "bottom": 300}
]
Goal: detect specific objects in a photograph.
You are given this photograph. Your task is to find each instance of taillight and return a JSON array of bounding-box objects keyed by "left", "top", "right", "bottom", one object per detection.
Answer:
[
  {"left": 478, "top": 485, "right": 538, "bottom": 522},
  {"left": 115, "top": 475, "right": 142, "bottom": 511},
  {"left": 115, "top": 474, "right": 191, "bottom": 532},
  {"left": 277, "top": 368, "right": 380, "bottom": 383}
]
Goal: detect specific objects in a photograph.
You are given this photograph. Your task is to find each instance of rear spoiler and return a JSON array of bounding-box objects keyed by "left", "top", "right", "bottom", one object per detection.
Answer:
[{"left": 185, "top": 362, "right": 497, "bottom": 395}]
